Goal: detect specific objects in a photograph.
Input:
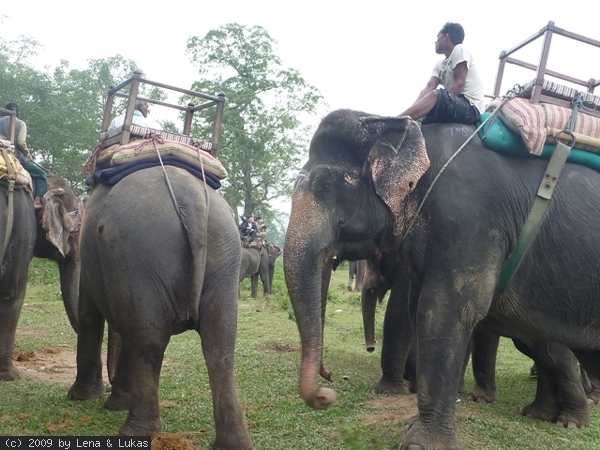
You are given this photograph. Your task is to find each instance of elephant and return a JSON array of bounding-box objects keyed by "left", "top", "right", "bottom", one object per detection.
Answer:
[
  {"left": 0, "top": 172, "right": 81, "bottom": 381},
  {"left": 347, "top": 259, "right": 366, "bottom": 292},
  {"left": 67, "top": 166, "right": 252, "bottom": 449},
  {"left": 266, "top": 243, "right": 283, "bottom": 292},
  {"left": 0, "top": 180, "right": 37, "bottom": 381},
  {"left": 283, "top": 109, "right": 600, "bottom": 450},
  {"left": 239, "top": 244, "right": 271, "bottom": 297}
]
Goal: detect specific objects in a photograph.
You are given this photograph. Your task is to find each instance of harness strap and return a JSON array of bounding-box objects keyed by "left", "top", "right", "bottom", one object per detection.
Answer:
[
  {"left": 0, "top": 146, "right": 17, "bottom": 266},
  {"left": 494, "top": 94, "right": 583, "bottom": 297}
]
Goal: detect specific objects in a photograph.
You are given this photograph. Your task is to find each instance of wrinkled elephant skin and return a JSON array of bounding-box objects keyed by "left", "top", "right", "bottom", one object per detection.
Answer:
[
  {"left": 0, "top": 188, "right": 36, "bottom": 381},
  {"left": 68, "top": 166, "right": 252, "bottom": 449},
  {"left": 284, "top": 109, "right": 600, "bottom": 450}
]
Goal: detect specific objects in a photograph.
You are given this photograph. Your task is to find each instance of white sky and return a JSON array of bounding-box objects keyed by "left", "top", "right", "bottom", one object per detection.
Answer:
[{"left": 3, "top": 1, "right": 600, "bottom": 213}]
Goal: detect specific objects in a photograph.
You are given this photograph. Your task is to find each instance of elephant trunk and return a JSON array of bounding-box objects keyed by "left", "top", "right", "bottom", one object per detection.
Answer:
[
  {"left": 362, "top": 286, "right": 378, "bottom": 353},
  {"left": 58, "top": 258, "right": 80, "bottom": 334},
  {"left": 361, "top": 258, "right": 384, "bottom": 352},
  {"left": 284, "top": 194, "right": 336, "bottom": 410}
]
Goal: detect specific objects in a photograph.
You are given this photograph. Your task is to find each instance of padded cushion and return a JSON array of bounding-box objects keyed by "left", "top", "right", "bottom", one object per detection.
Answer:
[
  {"left": 95, "top": 138, "right": 228, "bottom": 180},
  {"left": 478, "top": 112, "right": 600, "bottom": 172},
  {"left": 488, "top": 97, "right": 600, "bottom": 155}
]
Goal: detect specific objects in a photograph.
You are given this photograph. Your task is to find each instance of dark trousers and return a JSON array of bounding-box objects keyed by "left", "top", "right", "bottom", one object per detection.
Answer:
[{"left": 22, "top": 160, "right": 47, "bottom": 198}]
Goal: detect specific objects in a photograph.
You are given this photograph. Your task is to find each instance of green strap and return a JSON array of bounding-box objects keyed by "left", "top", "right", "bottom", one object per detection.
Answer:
[{"left": 494, "top": 140, "right": 572, "bottom": 297}]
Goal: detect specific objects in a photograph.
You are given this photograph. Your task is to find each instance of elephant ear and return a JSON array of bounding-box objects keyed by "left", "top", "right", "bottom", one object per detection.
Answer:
[
  {"left": 367, "top": 117, "right": 429, "bottom": 224},
  {"left": 41, "top": 188, "right": 77, "bottom": 258}
]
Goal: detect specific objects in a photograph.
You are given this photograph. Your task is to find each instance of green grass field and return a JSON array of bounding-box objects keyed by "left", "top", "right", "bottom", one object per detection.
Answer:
[{"left": 2, "top": 258, "right": 599, "bottom": 449}]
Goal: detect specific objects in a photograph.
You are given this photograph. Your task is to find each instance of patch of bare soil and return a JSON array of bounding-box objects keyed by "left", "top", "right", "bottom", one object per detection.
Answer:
[
  {"left": 12, "top": 346, "right": 105, "bottom": 386},
  {"left": 152, "top": 432, "right": 203, "bottom": 450},
  {"left": 362, "top": 394, "right": 419, "bottom": 426}
]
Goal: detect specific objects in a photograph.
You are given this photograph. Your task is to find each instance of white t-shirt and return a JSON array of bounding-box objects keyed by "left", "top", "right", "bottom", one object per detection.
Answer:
[
  {"left": 432, "top": 44, "right": 484, "bottom": 113},
  {"left": 109, "top": 110, "right": 162, "bottom": 130}
]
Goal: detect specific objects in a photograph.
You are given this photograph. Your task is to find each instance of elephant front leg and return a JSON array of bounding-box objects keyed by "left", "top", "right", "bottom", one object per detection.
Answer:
[
  {"left": 466, "top": 323, "right": 500, "bottom": 403},
  {"left": 401, "top": 289, "right": 478, "bottom": 450},
  {"left": 0, "top": 297, "right": 25, "bottom": 381},
  {"left": 250, "top": 274, "right": 259, "bottom": 298},
  {"left": 68, "top": 300, "right": 106, "bottom": 400},
  {"left": 370, "top": 277, "right": 414, "bottom": 394}
]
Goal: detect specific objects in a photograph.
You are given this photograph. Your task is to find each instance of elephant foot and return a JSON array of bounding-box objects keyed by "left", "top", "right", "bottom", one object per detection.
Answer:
[
  {"left": 347, "top": 285, "right": 352, "bottom": 292},
  {"left": 466, "top": 385, "right": 498, "bottom": 403},
  {"left": 105, "top": 389, "right": 130, "bottom": 410},
  {"left": 119, "top": 415, "right": 162, "bottom": 436},
  {"left": 0, "top": 366, "right": 21, "bottom": 381},
  {"left": 213, "top": 426, "right": 253, "bottom": 450},
  {"left": 555, "top": 409, "right": 590, "bottom": 429},
  {"left": 400, "top": 414, "right": 460, "bottom": 450},
  {"left": 521, "top": 401, "right": 559, "bottom": 423},
  {"left": 369, "top": 379, "right": 407, "bottom": 394},
  {"left": 68, "top": 381, "right": 106, "bottom": 400},
  {"left": 585, "top": 386, "right": 600, "bottom": 405}
]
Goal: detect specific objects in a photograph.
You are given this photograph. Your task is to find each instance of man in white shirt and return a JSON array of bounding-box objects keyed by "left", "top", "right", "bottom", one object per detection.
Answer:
[
  {"left": 399, "top": 22, "right": 484, "bottom": 125},
  {"left": 109, "top": 100, "right": 162, "bottom": 130}
]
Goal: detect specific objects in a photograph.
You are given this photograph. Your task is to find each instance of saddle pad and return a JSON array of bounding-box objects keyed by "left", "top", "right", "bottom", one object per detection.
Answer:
[
  {"left": 86, "top": 155, "right": 222, "bottom": 189},
  {"left": 95, "top": 138, "right": 228, "bottom": 180},
  {"left": 0, "top": 151, "right": 33, "bottom": 188},
  {"left": 489, "top": 97, "right": 600, "bottom": 155},
  {"left": 517, "top": 79, "right": 600, "bottom": 108},
  {"left": 478, "top": 112, "right": 600, "bottom": 173}
]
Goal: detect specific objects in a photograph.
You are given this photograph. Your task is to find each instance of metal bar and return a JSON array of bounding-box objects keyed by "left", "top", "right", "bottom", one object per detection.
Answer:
[
  {"left": 211, "top": 92, "right": 226, "bottom": 156},
  {"left": 497, "top": 22, "right": 551, "bottom": 59},
  {"left": 120, "top": 71, "right": 141, "bottom": 145},
  {"left": 183, "top": 103, "right": 194, "bottom": 136},
  {"left": 493, "top": 58, "right": 507, "bottom": 97},
  {"left": 106, "top": 78, "right": 133, "bottom": 97},
  {"left": 504, "top": 57, "right": 593, "bottom": 87},
  {"left": 101, "top": 91, "right": 116, "bottom": 132},
  {"left": 531, "top": 26, "right": 554, "bottom": 104},
  {"left": 138, "top": 77, "right": 223, "bottom": 102}
]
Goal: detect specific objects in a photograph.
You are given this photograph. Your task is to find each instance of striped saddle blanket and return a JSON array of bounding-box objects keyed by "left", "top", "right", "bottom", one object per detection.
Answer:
[{"left": 488, "top": 80, "right": 600, "bottom": 156}]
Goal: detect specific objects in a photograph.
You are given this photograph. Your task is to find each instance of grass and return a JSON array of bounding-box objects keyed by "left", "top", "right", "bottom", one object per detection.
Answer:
[{"left": 2, "top": 258, "right": 599, "bottom": 449}]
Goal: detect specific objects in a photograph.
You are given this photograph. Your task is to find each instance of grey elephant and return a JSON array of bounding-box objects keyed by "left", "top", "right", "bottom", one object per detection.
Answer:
[
  {"left": 1, "top": 172, "right": 81, "bottom": 381},
  {"left": 239, "top": 244, "right": 271, "bottom": 297},
  {"left": 267, "top": 244, "right": 283, "bottom": 292},
  {"left": 67, "top": 166, "right": 252, "bottom": 449},
  {"left": 0, "top": 178, "right": 37, "bottom": 381},
  {"left": 347, "top": 259, "right": 366, "bottom": 292},
  {"left": 284, "top": 109, "right": 600, "bottom": 450}
]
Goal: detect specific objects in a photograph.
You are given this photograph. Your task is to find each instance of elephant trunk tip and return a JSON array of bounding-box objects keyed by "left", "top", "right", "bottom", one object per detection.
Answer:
[
  {"left": 302, "top": 387, "right": 337, "bottom": 411},
  {"left": 366, "top": 345, "right": 375, "bottom": 353}
]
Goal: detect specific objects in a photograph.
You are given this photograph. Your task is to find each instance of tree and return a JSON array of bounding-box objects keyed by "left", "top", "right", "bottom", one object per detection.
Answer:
[{"left": 185, "top": 24, "right": 324, "bottom": 220}]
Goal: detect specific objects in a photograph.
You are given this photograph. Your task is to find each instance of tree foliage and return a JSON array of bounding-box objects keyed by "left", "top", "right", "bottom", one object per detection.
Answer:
[
  {"left": 185, "top": 24, "right": 324, "bottom": 225},
  {"left": 0, "top": 34, "right": 157, "bottom": 192}
]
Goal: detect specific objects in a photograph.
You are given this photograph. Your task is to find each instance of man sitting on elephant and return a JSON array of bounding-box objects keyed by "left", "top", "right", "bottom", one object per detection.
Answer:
[
  {"left": 399, "top": 22, "right": 484, "bottom": 125},
  {"left": 0, "top": 102, "right": 47, "bottom": 210}
]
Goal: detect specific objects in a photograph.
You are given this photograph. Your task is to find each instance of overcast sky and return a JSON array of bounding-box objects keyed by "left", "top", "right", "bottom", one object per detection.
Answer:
[{"left": 4, "top": 1, "right": 600, "bottom": 213}]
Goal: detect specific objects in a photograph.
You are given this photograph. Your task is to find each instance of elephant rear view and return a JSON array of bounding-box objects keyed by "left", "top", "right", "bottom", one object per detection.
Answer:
[{"left": 68, "top": 166, "right": 252, "bottom": 449}]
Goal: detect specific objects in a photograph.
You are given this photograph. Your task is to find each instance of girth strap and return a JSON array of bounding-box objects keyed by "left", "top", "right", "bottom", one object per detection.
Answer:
[{"left": 494, "top": 95, "right": 584, "bottom": 297}]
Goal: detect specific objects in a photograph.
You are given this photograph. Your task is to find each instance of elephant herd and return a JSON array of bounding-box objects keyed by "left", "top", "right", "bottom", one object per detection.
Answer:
[
  {"left": 5, "top": 108, "right": 600, "bottom": 450},
  {"left": 283, "top": 109, "right": 600, "bottom": 449}
]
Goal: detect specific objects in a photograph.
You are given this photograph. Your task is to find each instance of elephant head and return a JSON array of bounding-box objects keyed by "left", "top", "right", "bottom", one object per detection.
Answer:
[
  {"left": 35, "top": 174, "right": 83, "bottom": 333},
  {"left": 284, "top": 110, "right": 429, "bottom": 410}
]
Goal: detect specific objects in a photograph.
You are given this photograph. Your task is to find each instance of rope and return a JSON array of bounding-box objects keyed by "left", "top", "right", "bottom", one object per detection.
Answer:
[
  {"left": 150, "top": 133, "right": 185, "bottom": 225},
  {"left": 401, "top": 86, "right": 521, "bottom": 242}
]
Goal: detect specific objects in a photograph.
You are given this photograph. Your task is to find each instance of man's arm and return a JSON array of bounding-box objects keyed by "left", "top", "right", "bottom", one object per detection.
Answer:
[
  {"left": 414, "top": 76, "right": 440, "bottom": 102},
  {"left": 16, "top": 121, "right": 32, "bottom": 160},
  {"left": 450, "top": 61, "right": 468, "bottom": 96}
]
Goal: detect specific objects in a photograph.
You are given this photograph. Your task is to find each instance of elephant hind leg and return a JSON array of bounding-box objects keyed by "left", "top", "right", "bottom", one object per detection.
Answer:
[
  {"left": 105, "top": 339, "right": 132, "bottom": 411},
  {"left": 0, "top": 298, "right": 24, "bottom": 381},
  {"left": 68, "top": 298, "right": 106, "bottom": 400},
  {"left": 198, "top": 307, "right": 252, "bottom": 449}
]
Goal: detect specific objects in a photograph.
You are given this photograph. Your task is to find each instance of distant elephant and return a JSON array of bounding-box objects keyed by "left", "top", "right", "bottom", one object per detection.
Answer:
[
  {"left": 1, "top": 172, "right": 81, "bottom": 381},
  {"left": 284, "top": 109, "right": 600, "bottom": 449},
  {"left": 239, "top": 244, "right": 270, "bottom": 297},
  {"left": 266, "top": 244, "right": 283, "bottom": 293},
  {"left": 347, "top": 260, "right": 366, "bottom": 292},
  {"left": 67, "top": 166, "right": 252, "bottom": 448}
]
